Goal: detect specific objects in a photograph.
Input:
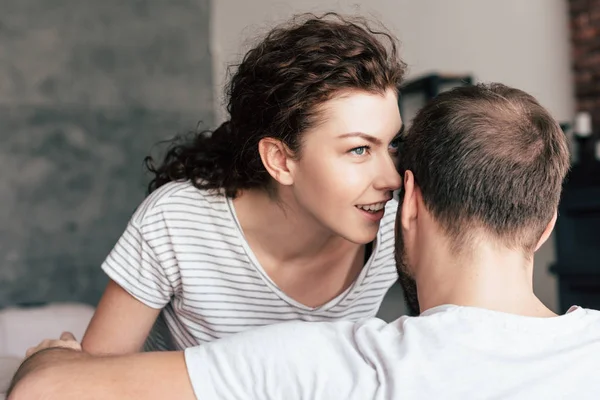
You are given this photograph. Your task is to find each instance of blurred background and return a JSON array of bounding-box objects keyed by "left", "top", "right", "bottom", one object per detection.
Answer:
[
  {"left": 0, "top": 1, "right": 214, "bottom": 308},
  {"left": 0, "top": 0, "right": 598, "bottom": 333}
]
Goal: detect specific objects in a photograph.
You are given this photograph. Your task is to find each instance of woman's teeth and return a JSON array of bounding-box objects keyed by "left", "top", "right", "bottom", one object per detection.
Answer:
[{"left": 357, "top": 202, "right": 385, "bottom": 212}]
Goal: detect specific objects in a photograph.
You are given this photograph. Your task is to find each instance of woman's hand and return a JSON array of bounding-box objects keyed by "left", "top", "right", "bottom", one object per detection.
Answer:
[{"left": 25, "top": 331, "right": 82, "bottom": 358}]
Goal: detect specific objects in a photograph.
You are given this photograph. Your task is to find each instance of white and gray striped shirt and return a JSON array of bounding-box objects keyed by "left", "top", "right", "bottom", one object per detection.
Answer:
[{"left": 102, "top": 181, "right": 398, "bottom": 350}]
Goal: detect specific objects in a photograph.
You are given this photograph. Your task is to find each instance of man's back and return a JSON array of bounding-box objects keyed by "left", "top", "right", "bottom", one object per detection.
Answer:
[
  {"left": 185, "top": 304, "right": 600, "bottom": 399},
  {"left": 377, "top": 305, "right": 600, "bottom": 399}
]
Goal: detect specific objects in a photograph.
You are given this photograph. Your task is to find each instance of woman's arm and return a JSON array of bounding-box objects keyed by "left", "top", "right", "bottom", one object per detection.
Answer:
[{"left": 81, "top": 279, "right": 161, "bottom": 355}]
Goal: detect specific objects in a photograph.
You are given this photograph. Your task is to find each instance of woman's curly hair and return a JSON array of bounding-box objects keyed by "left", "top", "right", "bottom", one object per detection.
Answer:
[{"left": 145, "top": 12, "right": 407, "bottom": 197}]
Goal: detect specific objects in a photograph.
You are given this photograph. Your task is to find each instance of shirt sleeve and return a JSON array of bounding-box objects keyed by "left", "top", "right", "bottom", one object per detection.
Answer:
[
  {"left": 183, "top": 321, "right": 379, "bottom": 400},
  {"left": 101, "top": 209, "right": 176, "bottom": 309}
]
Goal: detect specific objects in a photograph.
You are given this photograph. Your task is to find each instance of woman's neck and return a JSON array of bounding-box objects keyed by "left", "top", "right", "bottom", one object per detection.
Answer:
[
  {"left": 233, "top": 188, "right": 366, "bottom": 307},
  {"left": 233, "top": 188, "right": 356, "bottom": 264}
]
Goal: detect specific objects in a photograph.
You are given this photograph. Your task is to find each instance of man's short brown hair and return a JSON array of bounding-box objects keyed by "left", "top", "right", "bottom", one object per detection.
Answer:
[{"left": 399, "top": 83, "right": 570, "bottom": 254}]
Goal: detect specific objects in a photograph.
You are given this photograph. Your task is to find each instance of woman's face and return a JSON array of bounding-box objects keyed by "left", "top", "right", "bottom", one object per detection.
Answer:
[{"left": 288, "top": 88, "right": 403, "bottom": 244}]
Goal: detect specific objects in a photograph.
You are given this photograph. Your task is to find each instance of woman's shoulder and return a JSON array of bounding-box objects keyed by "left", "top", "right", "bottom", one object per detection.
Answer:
[
  {"left": 380, "top": 197, "right": 398, "bottom": 229},
  {"left": 131, "top": 181, "right": 228, "bottom": 224},
  {"left": 148, "top": 180, "right": 223, "bottom": 203}
]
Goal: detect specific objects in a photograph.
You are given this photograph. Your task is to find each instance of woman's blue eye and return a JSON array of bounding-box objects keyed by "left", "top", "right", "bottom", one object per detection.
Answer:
[
  {"left": 389, "top": 137, "right": 403, "bottom": 154},
  {"left": 350, "top": 146, "right": 368, "bottom": 156}
]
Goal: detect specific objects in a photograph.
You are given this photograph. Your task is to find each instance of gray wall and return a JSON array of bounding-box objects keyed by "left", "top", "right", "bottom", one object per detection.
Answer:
[{"left": 0, "top": 0, "right": 214, "bottom": 307}]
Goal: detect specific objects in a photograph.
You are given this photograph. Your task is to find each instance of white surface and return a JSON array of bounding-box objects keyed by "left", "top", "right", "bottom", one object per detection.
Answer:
[
  {"left": 209, "top": 0, "right": 575, "bottom": 311},
  {"left": 0, "top": 303, "right": 94, "bottom": 358},
  {"left": 575, "top": 111, "right": 593, "bottom": 137},
  {"left": 0, "top": 303, "right": 94, "bottom": 398},
  {"left": 0, "top": 356, "right": 21, "bottom": 398}
]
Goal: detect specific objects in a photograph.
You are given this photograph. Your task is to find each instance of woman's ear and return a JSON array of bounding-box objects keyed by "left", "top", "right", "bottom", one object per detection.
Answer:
[{"left": 258, "top": 138, "right": 295, "bottom": 186}]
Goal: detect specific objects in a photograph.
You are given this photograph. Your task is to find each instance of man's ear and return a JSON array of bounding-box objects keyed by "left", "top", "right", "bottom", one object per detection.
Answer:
[
  {"left": 400, "top": 170, "right": 418, "bottom": 231},
  {"left": 258, "top": 137, "right": 295, "bottom": 186},
  {"left": 535, "top": 211, "right": 557, "bottom": 252}
]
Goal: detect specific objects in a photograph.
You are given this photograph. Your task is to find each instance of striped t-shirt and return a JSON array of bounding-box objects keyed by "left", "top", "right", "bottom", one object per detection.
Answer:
[{"left": 101, "top": 181, "right": 399, "bottom": 350}]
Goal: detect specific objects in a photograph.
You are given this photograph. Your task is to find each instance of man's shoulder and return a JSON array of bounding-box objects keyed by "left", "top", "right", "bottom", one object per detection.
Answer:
[
  {"left": 254, "top": 317, "right": 388, "bottom": 338},
  {"left": 201, "top": 317, "right": 393, "bottom": 352},
  {"left": 581, "top": 307, "right": 600, "bottom": 316},
  {"left": 184, "top": 318, "right": 390, "bottom": 399},
  {"left": 580, "top": 307, "right": 600, "bottom": 327}
]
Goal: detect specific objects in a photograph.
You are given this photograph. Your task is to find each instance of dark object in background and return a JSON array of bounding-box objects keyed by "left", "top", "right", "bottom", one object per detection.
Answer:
[
  {"left": 551, "top": 160, "right": 600, "bottom": 313},
  {"left": 398, "top": 72, "right": 474, "bottom": 124},
  {"left": 551, "top": 112, "right": 600, "bottom": 313}
]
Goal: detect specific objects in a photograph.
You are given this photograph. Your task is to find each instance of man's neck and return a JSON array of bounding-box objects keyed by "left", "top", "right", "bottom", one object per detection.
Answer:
[{"left": 414, "top": 238, "right": 556, "bottom": 318}]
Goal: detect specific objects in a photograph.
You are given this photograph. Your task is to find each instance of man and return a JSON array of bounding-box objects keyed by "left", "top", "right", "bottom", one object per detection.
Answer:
[{"left": 9, "top": 83, "right": 600, "bottom": 399}]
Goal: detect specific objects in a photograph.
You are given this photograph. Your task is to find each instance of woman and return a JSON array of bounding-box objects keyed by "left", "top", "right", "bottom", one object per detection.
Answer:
[{"left": 81, "top": 12, "right": 406, "bottom": 354}]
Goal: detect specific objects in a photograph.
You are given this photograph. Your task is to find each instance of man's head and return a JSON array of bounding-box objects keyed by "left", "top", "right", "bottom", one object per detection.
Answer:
[{"left": 395, "top": 83, "right": 570, "bottom": 310}]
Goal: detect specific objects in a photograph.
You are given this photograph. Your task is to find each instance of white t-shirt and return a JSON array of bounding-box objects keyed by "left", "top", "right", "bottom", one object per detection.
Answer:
[
  {"left": 101, "top": 181, "right": 398, "bottom": 350},
  {"left": 185, "top": 304, "right": 600, "bottom": 400}
]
